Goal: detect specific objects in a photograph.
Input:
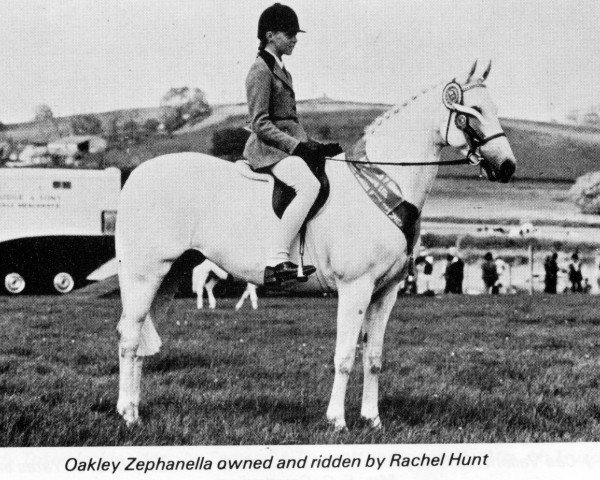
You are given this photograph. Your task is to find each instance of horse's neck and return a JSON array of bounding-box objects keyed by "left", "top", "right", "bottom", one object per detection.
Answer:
[{"left": 363, "top": 90, "right": 442, "bottom": 211}]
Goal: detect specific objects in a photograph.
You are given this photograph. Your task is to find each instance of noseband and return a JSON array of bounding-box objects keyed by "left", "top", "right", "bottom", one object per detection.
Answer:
[{"left": 443, "top": 80, "right": 507, "bottom": 165}]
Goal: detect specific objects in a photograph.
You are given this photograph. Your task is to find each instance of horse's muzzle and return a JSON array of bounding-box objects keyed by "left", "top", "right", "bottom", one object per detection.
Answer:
[
  {"left": 481, "top": 158, "right": 515, "bottom": 183},
  {"left": 480, "top": 159, "right": 497, "bottom": 182},
  {"left": 498, "top": 159, "right": 516, "bottom": 183}
]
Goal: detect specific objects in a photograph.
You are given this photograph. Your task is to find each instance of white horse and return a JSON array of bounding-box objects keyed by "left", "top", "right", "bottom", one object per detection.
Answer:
[
  {"left": 116, "top": 62, "right": 516, "bottom": 430},
  {"left": 192, "top": 260, "right": 258, "bottom": 310}
]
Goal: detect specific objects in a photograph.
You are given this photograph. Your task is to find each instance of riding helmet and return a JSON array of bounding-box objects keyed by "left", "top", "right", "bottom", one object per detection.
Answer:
[{"left": 257, "top": 3, "right": 305, "bottom": 39}]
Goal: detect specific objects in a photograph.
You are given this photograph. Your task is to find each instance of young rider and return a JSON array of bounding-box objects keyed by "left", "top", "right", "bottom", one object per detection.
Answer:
[{"left": 243, "top": 3, "right": 342, "bottom": 287}]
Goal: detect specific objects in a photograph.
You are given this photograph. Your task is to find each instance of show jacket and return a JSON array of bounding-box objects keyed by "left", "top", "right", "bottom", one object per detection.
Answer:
[{"left": 243, "top": 50, "right": 309, "bottom": 169}]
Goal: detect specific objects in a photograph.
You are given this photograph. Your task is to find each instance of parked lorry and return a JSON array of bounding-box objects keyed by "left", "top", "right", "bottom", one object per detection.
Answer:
[{"left": 0, "top": 167, "right": 119, "bottom": 294}]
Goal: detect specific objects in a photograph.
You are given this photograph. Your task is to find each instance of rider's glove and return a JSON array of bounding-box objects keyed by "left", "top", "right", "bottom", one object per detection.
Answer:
[
  {"left": 292, "top": 141, "right": 322, "bottom": 162},
  {"left": 321, "top": 142, "right": 343, "bottom": 157}
]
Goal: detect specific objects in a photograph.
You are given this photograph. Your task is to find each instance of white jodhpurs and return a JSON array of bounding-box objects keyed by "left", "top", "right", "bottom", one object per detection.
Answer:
[{"left": 268, "top": 155, "right": 320, "bottom": 266}]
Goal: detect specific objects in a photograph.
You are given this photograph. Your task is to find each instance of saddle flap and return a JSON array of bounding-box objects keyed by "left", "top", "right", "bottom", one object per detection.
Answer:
[
  {"left": 272, "top": 156, "right": 330, "bottom": 220},
  {"left": 235, "top": 158, "right": 329, "bottom": 221}
]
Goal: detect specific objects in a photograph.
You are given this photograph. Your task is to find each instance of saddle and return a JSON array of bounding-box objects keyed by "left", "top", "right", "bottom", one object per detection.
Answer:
[{"left": 235, "top": 157, "right": 330, "bottom": 221}]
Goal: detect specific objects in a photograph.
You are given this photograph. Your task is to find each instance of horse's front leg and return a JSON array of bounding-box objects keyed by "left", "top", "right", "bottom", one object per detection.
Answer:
[
  {"left": 196, "top": 289, "right": 204, "bottom": 309},
  {"left": 361, "top": 281, "right": 400, "bottom": 429},
  {"left": 327, "top": 277, "right": 374, "bottom": 430}
]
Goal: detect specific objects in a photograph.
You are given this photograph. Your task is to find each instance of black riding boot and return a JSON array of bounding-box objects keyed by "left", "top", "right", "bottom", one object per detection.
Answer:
[{"left": 264, "top": 261, "right": 316, "bottom": 287}]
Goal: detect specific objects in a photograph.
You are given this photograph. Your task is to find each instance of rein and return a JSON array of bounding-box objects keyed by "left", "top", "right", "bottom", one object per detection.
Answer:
[{"left": 324, "top": 156, "right": 472, "bottom": 166}]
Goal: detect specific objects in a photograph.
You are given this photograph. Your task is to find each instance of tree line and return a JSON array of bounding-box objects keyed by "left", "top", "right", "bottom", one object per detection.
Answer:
[{"left": 10, "top": 86, "right": 212, "bottom": 145}]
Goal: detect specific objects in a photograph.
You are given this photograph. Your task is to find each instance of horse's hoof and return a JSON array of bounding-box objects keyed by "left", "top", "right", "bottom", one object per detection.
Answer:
[
  {"left": 124, "top": 415, "right": 141, "bottom": 427},
  {"left": 361, "top": 415, "right": 383, "bottom": 431},
  {"left": 117, "top": 401, "right": 140, "bottom": 426},
  {"left": 327, "top": 417, "right": 348, "bottom": 433}
]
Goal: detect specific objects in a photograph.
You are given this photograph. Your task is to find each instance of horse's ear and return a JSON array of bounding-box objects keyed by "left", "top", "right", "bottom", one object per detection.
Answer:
[
  {"left": 482, "top": 60, "right": 492, "bottom": 81},
  {"left": 465, "top": 60, "right": 478, "bottom": 83}
]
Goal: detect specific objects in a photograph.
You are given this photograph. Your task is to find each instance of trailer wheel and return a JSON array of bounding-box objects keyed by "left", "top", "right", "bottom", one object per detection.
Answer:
[
  {"left": 5, "top": 273, "right": 26, "bottom": 294},
  {"left": 53, "top": 272, "right": 76, "bottom": 294}
]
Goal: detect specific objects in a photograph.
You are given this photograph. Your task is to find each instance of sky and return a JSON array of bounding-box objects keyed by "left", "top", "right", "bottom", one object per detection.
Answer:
[{"left": 1, "top": 0, "right": 599, "bottom": 123}]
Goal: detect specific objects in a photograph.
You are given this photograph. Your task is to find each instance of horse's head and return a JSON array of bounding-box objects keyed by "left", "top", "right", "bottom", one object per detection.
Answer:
[{"left": 441, "top": 60, "right": 516, "bottom": 183}]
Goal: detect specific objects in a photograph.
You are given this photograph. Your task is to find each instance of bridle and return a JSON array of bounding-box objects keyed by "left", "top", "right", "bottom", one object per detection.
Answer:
[
  {"left": 324, "top": 78, "right": 507, "bottom": 168},
  {"left": 442, "top": 80, "right": 506, "bottom": 166}
]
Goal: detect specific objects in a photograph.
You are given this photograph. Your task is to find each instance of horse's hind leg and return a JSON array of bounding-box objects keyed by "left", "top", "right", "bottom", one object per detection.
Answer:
[
  {"left": 360, "top": 281, "right": 400, "bottom": 429},
  {"left": 117, "top": 261, "right": 181, "bottom": 424},
  {"left": 235, "top": 288, "right": 247, "bottom": 311},
  {"left": 249, "top": 284, "right": 258, "bottom": 310},
  {"left": 236, "top": 283, "right": 257, "bottom": 311},
  {"left": 117, "top": 272, "right": 162, "bottom": 425},
  {"left": 193, "top": 267, "right": 209, "bottom": 309},
  {"left": 326, "top": 277, "right": 374, "bottom": 430}
]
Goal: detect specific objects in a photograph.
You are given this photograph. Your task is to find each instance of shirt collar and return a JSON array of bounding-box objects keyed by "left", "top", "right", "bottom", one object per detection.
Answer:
[{"left": 264, "top": 48, "right": 285, "bottom": 70}]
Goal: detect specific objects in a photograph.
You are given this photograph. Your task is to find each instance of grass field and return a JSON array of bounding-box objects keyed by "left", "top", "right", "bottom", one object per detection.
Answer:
[{"left": 2, "top": 294, "right": 600, "bottom": 446}]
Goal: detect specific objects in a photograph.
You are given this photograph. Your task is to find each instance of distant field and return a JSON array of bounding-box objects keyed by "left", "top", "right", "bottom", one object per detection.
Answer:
[
  {"left": 424, "top": 177, "right": 600, "bottom": 228},
  {"left": 441, "top": 118, "right": 600, "bottom": 181},
  {"left": 2, "top": 294, "right": 600, "bottom": 446}
]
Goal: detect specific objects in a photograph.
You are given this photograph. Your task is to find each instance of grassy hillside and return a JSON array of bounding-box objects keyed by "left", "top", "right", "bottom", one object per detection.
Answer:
[
  {"left": 100, "top": 108, "right": 386, "bottom": 172},
  {"left": 110, "top": 111, "right": 599, "bottom": 182},
  {"left": 4, "top": 101, "right": 600, "bottom": 182}
]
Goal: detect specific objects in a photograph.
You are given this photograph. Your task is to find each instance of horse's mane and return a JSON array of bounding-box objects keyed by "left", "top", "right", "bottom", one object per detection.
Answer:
[{"left": 363, "top": 82, "right": 442, "bottom": 140}]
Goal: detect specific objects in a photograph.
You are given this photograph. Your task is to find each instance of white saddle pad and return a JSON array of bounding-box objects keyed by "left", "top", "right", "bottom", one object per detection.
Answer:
[{"left": 234, "top": 160, "right": 271, "bottom": 182}]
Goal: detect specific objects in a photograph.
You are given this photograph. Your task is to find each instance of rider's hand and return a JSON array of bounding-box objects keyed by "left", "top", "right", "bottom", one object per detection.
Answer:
[
  {"left": 293, "top": 141, "right": 322, "bottom": 162},
  {"left": 321, "top": 142, "right": 343, "bottom": 157}
]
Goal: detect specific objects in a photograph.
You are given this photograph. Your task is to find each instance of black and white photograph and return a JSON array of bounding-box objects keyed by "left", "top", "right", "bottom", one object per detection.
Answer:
[{"left": 1, "top": 1, "right": 600, "bottom": 478}]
